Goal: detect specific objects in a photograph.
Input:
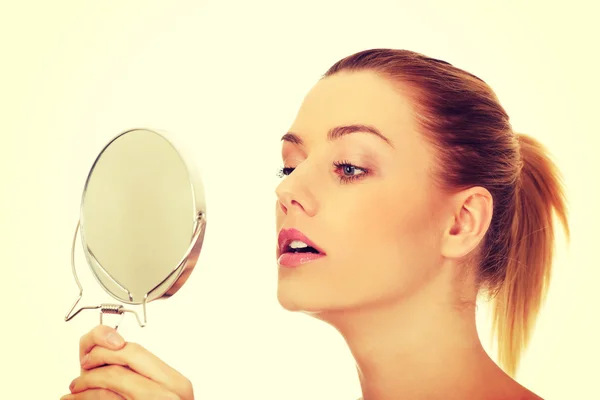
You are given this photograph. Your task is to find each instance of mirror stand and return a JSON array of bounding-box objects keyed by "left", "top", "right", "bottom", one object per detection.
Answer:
[{"left": 64, "top": 220, "right": 148, "bottom": 329}]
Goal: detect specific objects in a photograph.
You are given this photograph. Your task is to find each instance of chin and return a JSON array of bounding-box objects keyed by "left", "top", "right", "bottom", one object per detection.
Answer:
[
  {"left": 275, "top": 276, "right": 329, "bottom": 313},
  {"left": 276, "top": 279, "right": 360, "bottom": 317},
  {"left": 277, "top": 283, "right": 314, "bottom": 312},
  {"left": 277, "top": 288, "right": 367, "bottom": 331}
]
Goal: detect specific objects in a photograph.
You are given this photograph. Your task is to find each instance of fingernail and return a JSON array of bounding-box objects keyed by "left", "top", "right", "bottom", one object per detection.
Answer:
[
  {"left": 80, "top": 353, "right": 89, "bottom": 367},
  {"left": 106, "top": 331, "right": 124, "bottom": 347},
  {"left": 69, "top": 379, "right": 76, "bottom": 392},
  {"left": 61, "top": 395, "right": 73, "bottom": 400}
]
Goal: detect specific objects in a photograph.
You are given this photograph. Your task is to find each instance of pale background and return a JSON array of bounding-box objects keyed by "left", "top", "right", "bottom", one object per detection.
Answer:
[{"left": 1, "top": 1, "right": 598, "bottom": 399}]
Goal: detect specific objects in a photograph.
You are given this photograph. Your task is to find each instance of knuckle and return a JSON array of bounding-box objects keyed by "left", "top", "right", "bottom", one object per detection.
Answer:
[
  {"left": 87, "top": 345, "right": 99, "bottom": 356},
  {"left": 89, "top": 344, "right": 108, "bottom": 356},
  {"left": 80, "top": 325, "right": 109, "bottom": 348},
  {"left": 85, "top": 346, "right": 104, "bottom": 364}
]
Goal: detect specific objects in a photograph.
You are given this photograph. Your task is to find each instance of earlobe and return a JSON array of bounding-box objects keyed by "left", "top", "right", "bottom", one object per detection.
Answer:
[{"left": 441, "top": 188, "right": 493, "bottom": 260}]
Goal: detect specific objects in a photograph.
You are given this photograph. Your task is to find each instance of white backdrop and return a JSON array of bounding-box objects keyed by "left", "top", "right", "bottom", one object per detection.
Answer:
[{"left": 1, "top": 1, "right": 598, "bottom": 399}]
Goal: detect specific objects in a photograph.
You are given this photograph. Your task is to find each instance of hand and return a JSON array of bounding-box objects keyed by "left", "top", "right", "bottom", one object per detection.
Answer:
[{"left": 61, "top": 325, "right": 194, "bottom": 400}]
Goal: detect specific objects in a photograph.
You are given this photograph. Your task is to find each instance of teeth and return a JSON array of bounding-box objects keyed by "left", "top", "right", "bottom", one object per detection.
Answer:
[{"left": 289, "top": 240, "right": 308, "bottom": 249}]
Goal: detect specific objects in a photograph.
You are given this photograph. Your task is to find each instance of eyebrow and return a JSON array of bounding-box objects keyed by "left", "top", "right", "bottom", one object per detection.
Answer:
[{"left": 281, "top": 124, "right": 393, "bottom": 147}]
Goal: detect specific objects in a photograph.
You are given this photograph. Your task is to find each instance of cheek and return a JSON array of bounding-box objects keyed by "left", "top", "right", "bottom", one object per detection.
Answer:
[
  {"left": 371, "top": 195, "right": 435, "bottom": 265},
  {"left": 391, "top": 184, "right": 442, "bottom": 260},
  {"left": 330, "top": 183, "right": 441, "bottom": 288}
]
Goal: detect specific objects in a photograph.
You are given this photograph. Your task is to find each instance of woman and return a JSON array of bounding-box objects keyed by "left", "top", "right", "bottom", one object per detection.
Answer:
[{"left": 61, "top": 48, "right": 569, "bottom": 400}]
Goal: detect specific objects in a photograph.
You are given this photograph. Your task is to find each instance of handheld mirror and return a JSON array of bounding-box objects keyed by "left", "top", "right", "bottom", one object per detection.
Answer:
[{"left": 64, "top": 128, "right": 206, "bottom": 328}]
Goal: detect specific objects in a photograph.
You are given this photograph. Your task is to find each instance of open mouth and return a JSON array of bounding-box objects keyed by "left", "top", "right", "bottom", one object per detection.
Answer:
[
  {"left": 284, "top": 240, "right": 321, "bottom": 254},
  {"left": 277, "top": 228, "right": 326, "bottom": 257},
  {"left": 277, "top": 228, "right": 325, "bottom": 267}
]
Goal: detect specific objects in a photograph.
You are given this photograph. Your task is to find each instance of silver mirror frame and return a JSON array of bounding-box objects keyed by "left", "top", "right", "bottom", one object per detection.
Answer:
[{"left": 64, "top": 128, "right": 206, "bottom": 328}]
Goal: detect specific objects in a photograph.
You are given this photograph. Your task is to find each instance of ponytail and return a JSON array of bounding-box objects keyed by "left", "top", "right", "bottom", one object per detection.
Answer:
[{"left": 491, "top": 133, "right": 570, "bottom": 377}]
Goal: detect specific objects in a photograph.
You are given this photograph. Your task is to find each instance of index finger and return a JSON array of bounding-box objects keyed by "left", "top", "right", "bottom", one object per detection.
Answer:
[{"left": 79, "top": 325, "right": 126, "bottom": 361}]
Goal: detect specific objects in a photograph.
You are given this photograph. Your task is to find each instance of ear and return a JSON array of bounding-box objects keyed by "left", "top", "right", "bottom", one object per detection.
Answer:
[{"left": 441, "top": 187, "right": 493, "bottom": 260}]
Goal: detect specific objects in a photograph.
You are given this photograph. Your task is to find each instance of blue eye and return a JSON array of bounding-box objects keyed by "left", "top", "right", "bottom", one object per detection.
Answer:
[
  {"left": 333, "top": 160, "right": 368, "bottom": 183},
  {"left": 341, "top": 165, "right": 356, "bottom": 176}
]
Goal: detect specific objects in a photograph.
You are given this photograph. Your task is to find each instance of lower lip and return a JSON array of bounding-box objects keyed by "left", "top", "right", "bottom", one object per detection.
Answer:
[{"left": 278, "top": 252, "right": 325, "bottom": 268}]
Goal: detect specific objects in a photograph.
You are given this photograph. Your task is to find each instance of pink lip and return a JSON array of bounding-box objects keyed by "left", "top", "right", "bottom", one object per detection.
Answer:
[{"left": 277, "top": 228, "right": 326, "bottom": 268}]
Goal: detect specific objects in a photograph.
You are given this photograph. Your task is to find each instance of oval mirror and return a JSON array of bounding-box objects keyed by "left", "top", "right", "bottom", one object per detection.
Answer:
[{"left": 65, "top": 128, "right": 206, "bottom": 327}]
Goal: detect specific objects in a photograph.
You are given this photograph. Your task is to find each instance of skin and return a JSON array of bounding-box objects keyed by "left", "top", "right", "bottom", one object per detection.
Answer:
[{"left": 62, "top": 71, "right": 542, "bottom": 400}]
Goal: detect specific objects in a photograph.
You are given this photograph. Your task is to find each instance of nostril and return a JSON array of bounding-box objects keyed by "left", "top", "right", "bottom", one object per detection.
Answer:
[
  {"left": 277, "top": 192, "right": 315, "bottom": 216},
  {"left": 279, "top": 201, "right": 288, "bottom": 214}
]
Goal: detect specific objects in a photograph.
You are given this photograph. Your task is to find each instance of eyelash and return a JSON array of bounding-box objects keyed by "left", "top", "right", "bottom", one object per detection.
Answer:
[{"left": 277, "top": 160, "right": 370, "bottom": 184}]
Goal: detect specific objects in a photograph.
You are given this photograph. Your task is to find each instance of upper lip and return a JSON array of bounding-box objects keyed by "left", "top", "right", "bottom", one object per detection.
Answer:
[{"left": 277, "top": 228, "right": 326, "bottom": 256}]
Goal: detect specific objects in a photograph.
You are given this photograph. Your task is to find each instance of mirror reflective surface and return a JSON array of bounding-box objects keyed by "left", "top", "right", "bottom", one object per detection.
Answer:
[{"left": 66, "top": 128, "right": 206, "bottom": 326}]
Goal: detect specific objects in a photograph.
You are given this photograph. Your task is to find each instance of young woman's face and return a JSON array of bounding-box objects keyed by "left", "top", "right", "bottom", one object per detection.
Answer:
[{"left": 275, "top": 71, "right": 449, "bottom": 313}]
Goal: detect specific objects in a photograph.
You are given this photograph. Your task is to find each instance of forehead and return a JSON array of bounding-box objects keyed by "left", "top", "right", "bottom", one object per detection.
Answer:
[{"left": 290, "top": 71, "right": 417, "bottom": 143}]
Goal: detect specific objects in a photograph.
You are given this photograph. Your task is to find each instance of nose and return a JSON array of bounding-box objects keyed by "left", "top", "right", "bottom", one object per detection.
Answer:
[{"left": 275, "top": 181, "right": 317, "bottom": 217}]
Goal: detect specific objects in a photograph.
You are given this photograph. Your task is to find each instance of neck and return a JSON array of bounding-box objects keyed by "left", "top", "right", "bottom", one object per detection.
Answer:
[{"left": 317, "top": 275, "right": 508, "bottom": 399}]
